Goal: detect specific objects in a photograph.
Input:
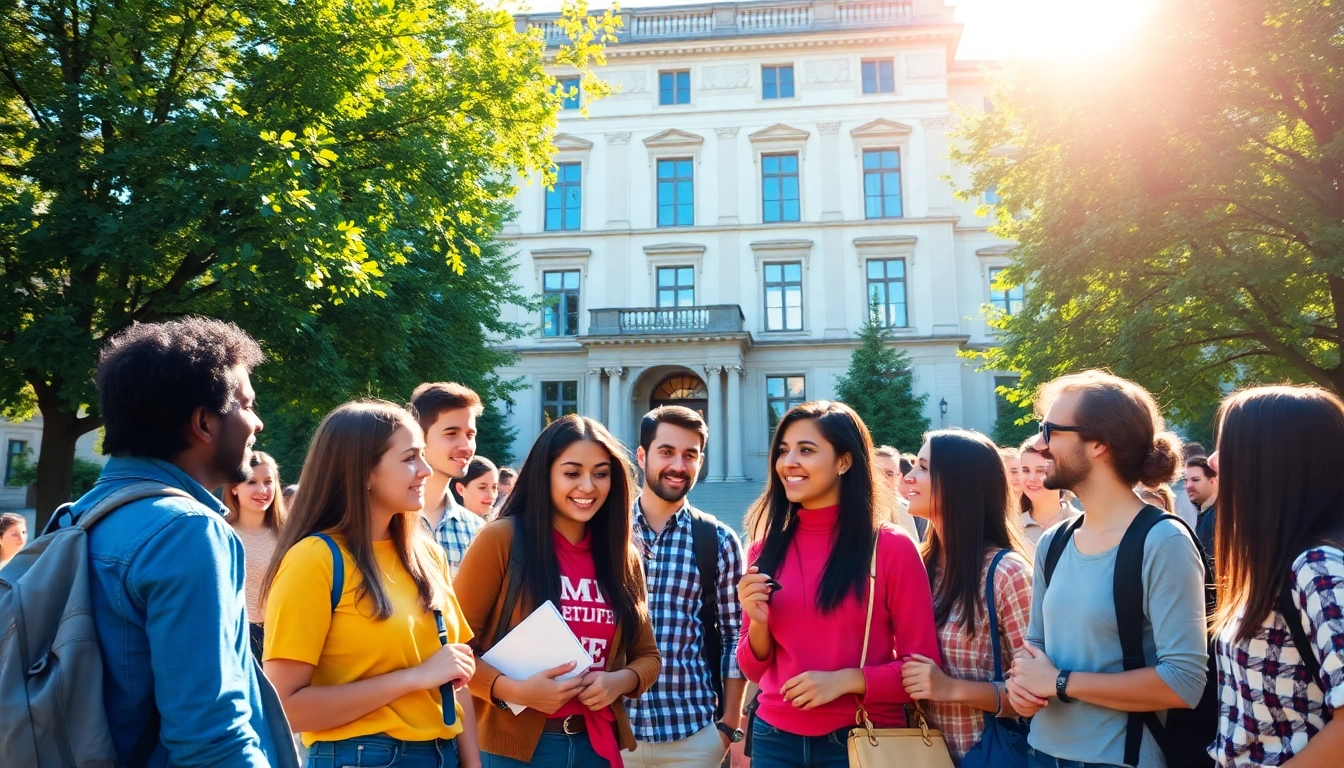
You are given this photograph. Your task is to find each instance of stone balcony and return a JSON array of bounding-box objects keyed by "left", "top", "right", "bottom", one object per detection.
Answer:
[
  {"left": 518, "top": 0, "right": 950, "bottom": 47},
  {"left": 587, "top": 305, "right": 747, "bottom": 338}
]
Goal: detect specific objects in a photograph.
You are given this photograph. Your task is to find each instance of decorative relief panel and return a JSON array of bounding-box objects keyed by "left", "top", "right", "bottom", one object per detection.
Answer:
[
  {"left": 702, "top": 64, "right": 750, "bottom": 90},
  {"left": 604, "top": 69, "right": 648, "bottom": 96},
  {"left": 904, "top": 52, "right": 946, "bottom": 79},
  {"left": 804, "top": 59, "right": 851, "bottom": 85}
]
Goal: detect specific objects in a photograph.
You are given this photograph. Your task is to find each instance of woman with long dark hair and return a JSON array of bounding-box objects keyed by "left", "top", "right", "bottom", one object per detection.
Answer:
[
  {"left": 224, "top": 450, "right": 287, "bottom": 659},
  {"left": 450, "top": 456, "right": 500, "bottom": 519},
  {"left": 262, "top": 401, "right": 479, "bottom": 768},
  {"left": 1210, "top": 386, "right": 1344, "bottom": 766},
  {"left": 738, "top": 401, "right": 940, "bottom": 768},
  {"left": 454, "top": 414, "right": 659, "bottom": 767},
  {"left": 899, "top": 430, "right": 1033, "bottom": 762}
]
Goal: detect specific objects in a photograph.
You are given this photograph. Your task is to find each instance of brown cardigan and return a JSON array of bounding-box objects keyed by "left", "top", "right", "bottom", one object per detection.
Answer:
[{"left": 453, "top": 518, "right": 661, "bottom": 762}]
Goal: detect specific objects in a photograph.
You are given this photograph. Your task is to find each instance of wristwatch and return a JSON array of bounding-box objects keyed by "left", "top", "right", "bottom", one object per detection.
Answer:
[
  {"left": 716, "top": 722, "right": 745, "bottom": 743},
  {"left": 1055, "top": 670, "right": 1074, "bottom": 703}
]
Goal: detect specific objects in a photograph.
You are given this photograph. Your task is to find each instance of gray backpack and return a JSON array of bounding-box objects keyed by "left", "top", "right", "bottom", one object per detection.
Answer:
[{"left": 0, "top": 481, "right": 192, "bottom": 767}]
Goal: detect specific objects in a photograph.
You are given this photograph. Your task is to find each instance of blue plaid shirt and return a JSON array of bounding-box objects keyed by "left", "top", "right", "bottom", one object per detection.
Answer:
[
  {"left": 627, "top": 501, "right": 746, "bottom": 743},
  {"left": 428, "top": 496, "right": 485, "bottom": 576}
]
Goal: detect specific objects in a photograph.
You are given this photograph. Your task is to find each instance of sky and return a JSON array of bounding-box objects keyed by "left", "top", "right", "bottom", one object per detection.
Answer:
[{"left": 505, "top": 0, "right": 1161, "bottom": 61}]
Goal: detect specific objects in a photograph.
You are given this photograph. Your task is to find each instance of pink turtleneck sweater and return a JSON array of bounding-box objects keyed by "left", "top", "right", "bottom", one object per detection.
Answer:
[{"left": 736, "top": 506, "right": 940, "bottom": 736}]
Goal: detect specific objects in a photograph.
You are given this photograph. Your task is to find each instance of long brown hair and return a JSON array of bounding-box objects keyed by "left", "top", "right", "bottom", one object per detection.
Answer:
[
  {"left": 498, "top": 414, "right": 647, "bottom": 642},
  {"left": 261, "top": 400, "right": 451, "bottom": 619},
  {"left": 1212, "top": 386, "right": 1344, "bottom": 642},
  {"left": 224, "top": 451, "right": 287, "bottom": 530},
  {"left": 922, "top": 430, "right": 1030, "bottom": 632}
]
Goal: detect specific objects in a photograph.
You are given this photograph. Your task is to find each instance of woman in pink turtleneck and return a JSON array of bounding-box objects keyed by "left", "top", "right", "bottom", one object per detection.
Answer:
[{"left": 737, "top": 401, "right": 941, "bottom": 768}]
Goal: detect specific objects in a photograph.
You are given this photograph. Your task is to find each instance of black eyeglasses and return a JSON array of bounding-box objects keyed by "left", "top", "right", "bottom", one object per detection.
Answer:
[{"left": 1039, "top": 421, "right": 1084, "bottom": 445}]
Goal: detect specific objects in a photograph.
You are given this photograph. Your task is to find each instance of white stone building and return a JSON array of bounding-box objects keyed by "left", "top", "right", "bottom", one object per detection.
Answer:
[{"left": 497, "top": 0, "right": 1019, "bottom": 482}]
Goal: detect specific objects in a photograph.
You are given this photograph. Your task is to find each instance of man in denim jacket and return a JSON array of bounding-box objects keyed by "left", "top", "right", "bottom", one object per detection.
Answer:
[{"left": 62, "top": 318, "right": 298, "bottom": 767}]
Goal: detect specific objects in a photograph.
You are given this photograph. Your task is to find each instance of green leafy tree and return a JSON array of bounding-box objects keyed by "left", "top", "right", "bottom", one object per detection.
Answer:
[
  {"left": 0, "top": 0, "right": 616, "bottom": 526},
  {"left": 835, "top": 306, "right": 930, "bottom": 453},
  {"left": 953, "top": 0, "right": 1344, "bottom": 417}
]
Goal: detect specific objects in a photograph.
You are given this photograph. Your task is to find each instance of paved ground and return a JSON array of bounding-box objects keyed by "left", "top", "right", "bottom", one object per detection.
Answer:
[{"left": 685, "top": 480, "right": 766, "bottom": 536}]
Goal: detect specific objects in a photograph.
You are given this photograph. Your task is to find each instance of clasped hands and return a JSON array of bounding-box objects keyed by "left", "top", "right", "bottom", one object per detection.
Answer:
[
  {"left": 1004, "top": 643, "right": 1059, "bottom": 717},
  {"left": 501, "top": 660, "right": 637, "bottom": 715}
]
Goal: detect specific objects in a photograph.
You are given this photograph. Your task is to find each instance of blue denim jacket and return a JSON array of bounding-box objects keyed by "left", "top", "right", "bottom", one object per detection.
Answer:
[{"left": 71, "top": 456, "right": 298, "bottom": 768}]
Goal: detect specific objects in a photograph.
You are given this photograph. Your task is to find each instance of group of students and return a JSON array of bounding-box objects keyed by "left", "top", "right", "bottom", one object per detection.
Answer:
[{"left": 9, "top": 316, "right": 1344, "bottom": 768}]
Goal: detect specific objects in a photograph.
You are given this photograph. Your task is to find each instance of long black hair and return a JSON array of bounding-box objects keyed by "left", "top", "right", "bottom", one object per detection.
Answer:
[
  {"left": 921, "top": 430, "right": 1030, "bottom": 633},
  {"left": 746, "top": 401, "right": 890, "bottom": 613},
  {"left": 499, "top": 414, "right": 647, "bottom": 641}
]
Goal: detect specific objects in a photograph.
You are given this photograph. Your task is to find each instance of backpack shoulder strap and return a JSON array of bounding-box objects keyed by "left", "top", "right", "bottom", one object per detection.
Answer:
[
  {"left": 490, "top": 521, "right": 527, "bottom": 646},
  {"left": 1114, "top": 504, "right": 1171, "bottom": 766},
  {"left": 51, "top": 482, "right": 195, "bottom": 535},
  {"left": 1042, "top": 514, "right": 1085, "bottom": 588},
  {"left": 1280, "top": 578, "right": 1324, "bottom": 686},
  {"left": 309, "top": 534, "right": 345, "bottom": 612},
  {"left": 688, "top": 507, "right": 724, "bottom": 718}
]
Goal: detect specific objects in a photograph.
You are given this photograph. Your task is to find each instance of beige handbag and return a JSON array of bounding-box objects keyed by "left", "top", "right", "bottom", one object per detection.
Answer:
[{"left": 847, "top": 539, "right": 955, "bottom": 768}]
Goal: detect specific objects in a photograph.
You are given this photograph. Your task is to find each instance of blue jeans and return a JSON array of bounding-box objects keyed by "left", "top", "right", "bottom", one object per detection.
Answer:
[
  {"left": 749, "top": 716, "right": 849, "bottom": 768},
  {"left": 308, "top": 734, "right": 458, "bottom": 768},
  {"left": 482, "top": 732, "right": 609, "bottom": 768},
  {"left": 1027, "top": 746, "right": 1124, "bottom": 768}
]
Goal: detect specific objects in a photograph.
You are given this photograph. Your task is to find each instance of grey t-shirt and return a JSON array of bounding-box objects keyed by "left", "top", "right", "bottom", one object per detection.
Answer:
[{"left": 1026, "top": 518, "right": 1208, "bottom": 767}]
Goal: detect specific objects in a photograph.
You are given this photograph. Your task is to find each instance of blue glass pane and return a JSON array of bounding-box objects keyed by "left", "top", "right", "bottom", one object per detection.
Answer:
[
  {"left": 888, "top": 259, "right": 905, "bottom": 278},
  {"left": 545, "top": 188, "right": 561, "bottom": 210},
  {"left": 658, "top": 268, "right": 675, "bottom": 287},
  {"left": 659, "top": 290, "right": 675, "bottom": 306},
  {"left": 780, "top": 79, "right": 795, "bottom": 98},
  {"left": 763, "top": 155, "right": 779, "bottom": 174},
  {"left": 782, "top": 176, "right": 799, "bottom": 198},
  {"left": 780, "top": 66, "right": 794, "bottom": 87},
  {"left": 870, "top": 283, "right": 886, "bottom": 305},
  {"left": 867, "top": 261, "right": 884, "bottom": 279},
  {"left": 562, "top": 163, "right": 581, "bottom": 182},
  {"left": 884, "top": 151, "right": 900, "bottom": 168},
  {"left": 863, "top": 151, "right": 881, "bottom": 170},
  {"left": 658, "top": 161, "right": 674, "bottom": 179},
  {"left": 563, "top": 271, "right": 579, "bottom": 289},
  {"left": 658, "top": 205, "right": 673, "bottom": 226},
  {"left": 865, "top": 198, "right": 882, "bottom": 219},
  {"left": 781, "top": 154, "right": 798, "bottom": 173},
  {"left": 783, "top": 200, "right": 799, "bottom": 221},
  {"left": 676, "top": 205, "right": 693, "bottom": 226},
  {"left": 658, "top": 181, "right": 674, "bottom": 205},
  {"left": 786, "top": 307, "right": 802, "bottom": 330},
  {"left": 676, "top": 71, "right": 690, "bottom": 102},
  {"left": 543, "top": 307, "right": 557, "bottom": 336},
  {"left": 675, "top": 182, "right": 693, "bottom": 204},
  {"left": 884, "top": 171, "right": 900, "bottom": 191},
  {"left": 763, "top": 177, "right": 780, "bottom": 200},
  {"left": 864, "top": 173, "right": 882, "bottom": 195},
  {"left": 563, "top": 381, "right": 577, "bottom": 400},
  {"left": 545, "top": 209, "right": 560, "bottom": 231},
  {"left": 767, "top": 377, "right": 784, "bottom": 398},
  {"left": 784, "top": 263, "right": 801, "bottom": 281},
  {"left": 544, "top": 272, "right": 560, "bottom": 290},
  {"left": 893, "top": 304, "right": 907, "bottom": 327},
  {"left": 764, "top": 201, "right": 780, "bottom": 222},
  {"left": 765, "top": 264, "right": 781, "bottom": 282},
  {"left": 767, "top": 307, "right": 783, "bottom": 329},
  {"left": 563, "top": 209, "right": 579, "bottom": 230},
  {"left": 862, "top": 61, "right": 875, "bottom": 80},
  {"left": 678, "top": 267, "right": 693, "bottom": 284},
  {"left": 677, "top": 159, "right": 693, "bottom": 177},
  {"left": 564, "top": 187, "right": 581, "bottom": 207}
]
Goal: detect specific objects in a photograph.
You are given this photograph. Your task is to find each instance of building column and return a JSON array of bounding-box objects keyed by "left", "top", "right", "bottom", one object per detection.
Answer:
[
  {"left": 587, "top": 368, "right": 605, "bottom": 420},
  {"left": 922, "top": 116, "right": 954, "bottom": 217},
  {"left": 604, "top": 366, "right": 627, "bottom": 442},
  {"left": 818, "top": 122, "right": 842, "bottom": 221},
  {"left": 716, "top": 127, "right": 740, "bottom": 225},
  {"left": 605, "top": 133, "right": 631, "bottom": 229},
  {"left": 726, "top": 365, "right": 746, "bottom": 481},
  {"left": 704, "top": 365, "right": 726, "bottom": 482}
]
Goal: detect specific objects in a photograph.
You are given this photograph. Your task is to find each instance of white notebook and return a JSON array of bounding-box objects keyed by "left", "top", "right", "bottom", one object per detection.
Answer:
[{"left": 481, "top": 600, "right": 595, "bottom": 715}]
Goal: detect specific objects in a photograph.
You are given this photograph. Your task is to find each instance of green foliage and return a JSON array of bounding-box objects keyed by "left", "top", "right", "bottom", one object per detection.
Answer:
[
  {"left": 953, "top": 0, "right": 1344, "bottom": 412},
  {"left": 991, "top": 405, "right": 1037, "bottom": 451},
  {"left": 5, "top": 450, "right": 101, "bottom": 497},
  {"left": 834, "top": 309, "right": 930, "bottom": 453},
  {"left": 5, "top": 450, "right": 36, "bottom": 488}
]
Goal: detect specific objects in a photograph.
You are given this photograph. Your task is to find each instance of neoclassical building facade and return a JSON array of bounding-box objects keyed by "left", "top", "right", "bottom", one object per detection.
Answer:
[{"left": 496, "top": 0, "right": 1018, "bottom": 481}]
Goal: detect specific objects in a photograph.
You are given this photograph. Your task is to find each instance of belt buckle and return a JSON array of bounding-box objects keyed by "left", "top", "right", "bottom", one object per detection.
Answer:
[{"left": 563, "top": 715, "right": 582, "bottom": 735}]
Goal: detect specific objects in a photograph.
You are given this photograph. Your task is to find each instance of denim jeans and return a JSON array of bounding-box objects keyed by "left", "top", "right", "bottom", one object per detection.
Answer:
[
  {"left": 482, "top": 732, "right": 610, "bottom": 768},
  {"left": 1026, "top": 746, "right": 1124, "bottom": 768},
  {"left": 749, "top": 716, "right": 850, "bottom": 768},
  {"left": 308, "top": 734, "right": 458, "bottom": 768}
]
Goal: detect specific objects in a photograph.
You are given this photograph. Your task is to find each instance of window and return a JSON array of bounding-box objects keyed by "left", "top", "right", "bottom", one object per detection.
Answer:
[
  {"left": 763, "top": 262, "right": 804, "bottom": 331},
  {"left": 989, "top": 268, "right": 1025, "bottom": 316},
  {"left": 766, "top": 376, "right": 806, "bottom": 436},
  {"left": 545, "top": 162, "right": 582, "bottom": 232},
  {"left": 542, "top": 270, "right": 581, "bottom": 336},
  {"left": 984, "top": 183, "right": 1001, "bottom": 205},
  {"left": 762, "top": 153, "right": 800, "bottom": 223},
  {"left": 541, "top": 381, "right": 579, "bottom": 426},
  {"left": 656, "top": 266, "right": 695, "bottom": 307},
  {"left": 762, "top": 65, "right": 795, "bottom": 99},
  {"left": 866, "top": 259, "right": 908, "bottom": 328},
  {"left": 862, "top": 149, "right": 903, "bottom": 219},
  {"left": 861, "top": 59, "right": 895, "bottom": 94},
  {"left": 659, "top": 70, "right": 691, "bottom": 105},
  {"left": 5, "top": 440, "right": 26, "bottom": 484},
  {"left": 556, "top": 76, "right": 581, "bottom": 110},
  {"left": 656, "top": 158, "right": 694, "bottom": 227},
  {"left": 994, "top": 376, "right": 1018, "bottom": 422}
]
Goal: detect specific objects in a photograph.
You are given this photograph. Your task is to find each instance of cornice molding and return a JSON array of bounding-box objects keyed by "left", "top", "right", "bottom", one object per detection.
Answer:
[{"left": 544, "top": 26, "right": 963, "bottom": 63}]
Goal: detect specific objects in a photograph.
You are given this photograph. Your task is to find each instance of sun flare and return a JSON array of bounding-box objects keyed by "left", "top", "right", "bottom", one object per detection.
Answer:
[{"left": 954, "top": 0, "right": 1162, "bottom": 60}]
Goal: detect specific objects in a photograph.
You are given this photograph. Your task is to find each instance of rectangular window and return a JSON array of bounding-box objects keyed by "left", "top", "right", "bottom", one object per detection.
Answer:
[
  {"left": 866, "top": 258, "right": 908, "bottom": 328},
  {"left": 762, "top": 65, "right": 795, "bottom": 99},
  {"left": 766, "top": 376, "right": 807, "bottom": 436},
  {"left": 656, "top": 266, "right": 695, "bottom": 308},
  {"left": 863, "top": 149, "right": 903, "bottom": 219},
  {"left": 989, "top": 267, "right": 1025, "bottom": 316},
  {"left": 861, "top": 59, "right": 895, "bottom": 94},
  {"left": 763, "top": 262, "right": 804, "bottom": 331},
  {"left": 656, "top": 158, "right": 694, "bottom": 227},
  {"left": 544, "top": 162, "right": 582, "bottom": 232},
  {"left": 542, "top": 270, "right": 581, "bottom": 337},
  {"left": 541, "top": 381, "right": 579, "bottom": 426},
  {"left": 556, "top": 76, "right": 581, "bottom": 110},
  {"left": 984, "top": 183, "right": 1001, "bottom": 205},
  {"left": 5, "top": 440, "right": 26, "bottom": 484},
  {"left": 659, "top": 70, "right": 691, "bottom": 105},
  {"left": 761, "top": 153, "right": 800, "bottom": 223}
]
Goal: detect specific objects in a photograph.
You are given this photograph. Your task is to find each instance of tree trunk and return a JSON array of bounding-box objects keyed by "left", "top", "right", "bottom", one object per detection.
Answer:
[{"left": 31, "top": 385, "right": 97, "bottom": 532}]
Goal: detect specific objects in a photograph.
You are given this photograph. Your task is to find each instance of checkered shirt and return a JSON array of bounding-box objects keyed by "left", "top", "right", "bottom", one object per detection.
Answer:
[
  {"left": 626, "top": 501, "right": 746, "bottom": 743},
  {"left": 925, "top": 551, "right": 1033, "bottom": 760},
  {"left": 427, "top": 496, "right": 485, "bottom": 577},
  {"left": 1212, "top": 547, "right": 1344, "bottom": 766}
]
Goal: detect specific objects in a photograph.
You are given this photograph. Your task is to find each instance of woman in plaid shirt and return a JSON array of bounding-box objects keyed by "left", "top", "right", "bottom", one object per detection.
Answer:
[{"left": 900, "top": 430, "right": 1034, "bottom": 762}]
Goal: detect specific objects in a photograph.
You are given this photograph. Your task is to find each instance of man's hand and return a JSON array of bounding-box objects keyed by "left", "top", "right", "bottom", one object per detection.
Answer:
[
  {"left": 1006, "top": 677, "right": 1048, "bottom": 718},
  {"left": 1009, "top": 643, "right": 1060, "bottom": 701}
]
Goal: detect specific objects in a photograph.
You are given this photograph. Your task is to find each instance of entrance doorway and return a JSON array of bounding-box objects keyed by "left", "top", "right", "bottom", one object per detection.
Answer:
[{"left": 649, "top": 373, "right": 710, "bottom": 482}]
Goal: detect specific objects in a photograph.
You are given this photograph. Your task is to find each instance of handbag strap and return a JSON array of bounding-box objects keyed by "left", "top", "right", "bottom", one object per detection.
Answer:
[
  {"left": 859, "top": 535, "right": 879, "bottom": 667},
  {"left": 985, "top": 549, "right": 1010, "bottom": 682}
]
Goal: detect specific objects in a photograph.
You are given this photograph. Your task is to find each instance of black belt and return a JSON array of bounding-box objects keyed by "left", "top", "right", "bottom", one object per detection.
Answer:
[{"left": 542, "top": 715, "right": 586, "bottom": 735}]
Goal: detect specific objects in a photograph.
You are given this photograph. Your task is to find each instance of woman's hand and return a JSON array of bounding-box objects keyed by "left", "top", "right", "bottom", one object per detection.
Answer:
[
  {"left": 496, "top": 660, "right": 586, "bottom": 715},
  {"left": 413, "top": 643, "right": 476, "bottom": 690},
  {"left": 1005, "top": 677, "right": 1048, "bottom": 718},
  {"left": 1008, "top": 643, "right": 1059, "bottom": 701},
  {"left": 780, "top": 669, "right": 864, "bottom": 710},
  {"left": 900, "top": 654, "right": 956, "bottom": 702},
  {"left": 577, "top": 669, "right": 638, "bottom": 710},
  {"left": 738, "top": 566, "right": 774, "bottom": 626}
]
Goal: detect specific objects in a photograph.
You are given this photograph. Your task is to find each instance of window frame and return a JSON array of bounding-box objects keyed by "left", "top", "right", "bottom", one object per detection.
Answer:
[
  {"left": 658, "top": 69, "right": 692, "bottom": 105},
  {"left": 656, "top": 157, "right": 695, "bottom": 228},
  {"left": 762, "top": 261, "right": 805, "bottom": 332},
  {"left": 862, "top": 148, "right": 903, "bottom": 220},
  {"left": 544, "top": 161, "right": 583, "bottom": 232},
  {"left": 541, "top": 269, "right": 582, "bottom": 337},
  {"left": 555, "top": 76, "right": 581, "bottom": 110},
  {"left": 655, "top": 265, "right": 696, "bottom": 308},
  {"left": 861, "top": 59, "right": 896, "bottom": 94},
  {"left": 988, "top": 267, "right": 1025, "bottom": 316},
  {"left": 865, "top": 257, "right": 909, "bottom": 328},
  {"left": 761, "top": 152, "right": 801, "bottom": 224},
  {"left": 761, "top": 64, "right": 795, "bottom": 100},
  {"left": 5, "top": 439, "right": 26, "bottom": 485},
  {"left": 765, "top": 375, "right": 807, "bottom": 436},
  {"left": 540, "top": 380, "right": 580, "bottom": 427}
]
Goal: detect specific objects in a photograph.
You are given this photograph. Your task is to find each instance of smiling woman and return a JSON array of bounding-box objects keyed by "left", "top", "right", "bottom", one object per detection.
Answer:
[{"left": 223, "top": 451, "right": 288, "bottom": 658}]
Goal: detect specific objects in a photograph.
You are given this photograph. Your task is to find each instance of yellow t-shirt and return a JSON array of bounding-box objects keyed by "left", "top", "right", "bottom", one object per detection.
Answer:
[{"left": 264, "top": 533, "right": 472, "bottom": 746}]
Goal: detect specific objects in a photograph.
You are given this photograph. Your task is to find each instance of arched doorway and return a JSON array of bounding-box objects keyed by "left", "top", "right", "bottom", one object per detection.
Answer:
[{"left": 650, "top": 373, "right": 709, "bottom": 417}]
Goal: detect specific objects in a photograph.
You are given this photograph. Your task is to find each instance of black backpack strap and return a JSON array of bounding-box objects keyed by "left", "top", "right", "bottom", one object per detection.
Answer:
[
  {"left": 1280, "top": 579, "right": 1323, "bottom": 686},
  {"left": 1114, "top": 505, "right": 1168, "bottom": 766},
  {"left": 490, "top": 524, "right": 527, "bottom": 646},
  {"left": 688, "top": 508, "right": 724, "bottom": 719},
  {"left": 1041, "top": 515, "right": 1085, "bottom": 588}
]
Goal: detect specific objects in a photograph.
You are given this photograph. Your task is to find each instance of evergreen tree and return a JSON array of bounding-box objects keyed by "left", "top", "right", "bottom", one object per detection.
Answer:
[{"left": 835, "top": 308, "right": 930, "bottom": 452}]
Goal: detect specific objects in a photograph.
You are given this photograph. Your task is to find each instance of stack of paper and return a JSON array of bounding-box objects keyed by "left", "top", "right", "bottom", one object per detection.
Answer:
[{"left": 481, "top": 600, "right": 595, "bottom": 715}]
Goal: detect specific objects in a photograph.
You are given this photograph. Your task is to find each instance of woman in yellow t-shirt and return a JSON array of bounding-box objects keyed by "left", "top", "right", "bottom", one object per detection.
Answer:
[{"left": 262, "top": 400, "right": 480, "bottom": 768}]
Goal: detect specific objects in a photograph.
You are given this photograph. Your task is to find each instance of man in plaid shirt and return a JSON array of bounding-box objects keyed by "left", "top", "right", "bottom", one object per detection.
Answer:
[
  {"left": 411, "top": 381, "right": 486, "bottom": 575},
  {"left": 627, "top": 406, "right": 747, "bottom": 768}
]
